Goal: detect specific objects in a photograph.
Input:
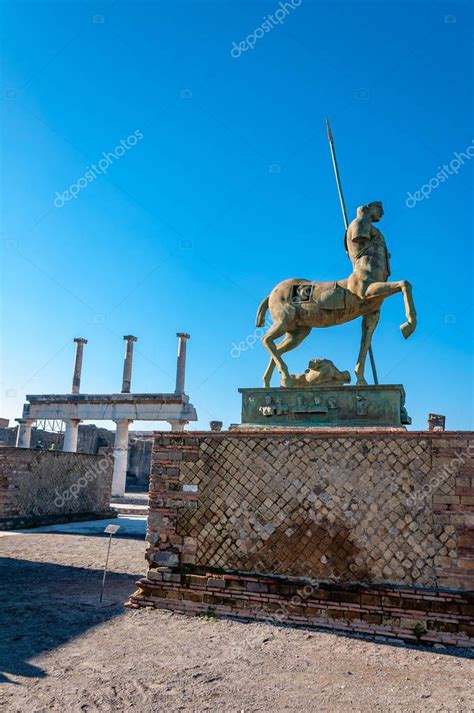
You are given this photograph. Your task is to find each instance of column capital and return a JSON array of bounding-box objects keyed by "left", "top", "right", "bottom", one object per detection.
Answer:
[
  {"left": 123, "top": 335, "right": 138, "bottom": 342},
  {"left": 74, "top": 337, "right": 88, "bottom": 345},
  {"left": 113, "top": 419, "right": 134, "bottom": 425},
  {"left": 16, "top": 418, "right": 35, "bottom": 426},
  {"left": 168, "top": 420, "right": 188, "bottom": 431},
  {"left": 176, "top": 332, "right": 190, "bottom": 340}
]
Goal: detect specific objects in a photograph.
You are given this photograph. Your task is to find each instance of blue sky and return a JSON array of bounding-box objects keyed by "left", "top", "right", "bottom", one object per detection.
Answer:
[{"left": 1, "top": 0, "right": 473, "bottom": 431}]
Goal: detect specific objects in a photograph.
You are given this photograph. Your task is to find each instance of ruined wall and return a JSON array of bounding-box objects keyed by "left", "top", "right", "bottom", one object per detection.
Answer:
[
  {"left": 127, "top": 438, "right": 152, "bottom": 489},
  {"left": 0, "top": 425, "right": 151, "bottom": 490},
  {"left": 147, "top": 431, "right": 474, "bottom": 590},
  {"left": 0, "top": 424, "right": 114, "bottom": 451},
  {"left": 130, "top": 430, "right": 474, "bottom": 647},
  {"left": 76, "top": 425, "right": 115, "bottom": 454},
  {"left": 0, "top": 448, "right": 114, "bottom": 529}
]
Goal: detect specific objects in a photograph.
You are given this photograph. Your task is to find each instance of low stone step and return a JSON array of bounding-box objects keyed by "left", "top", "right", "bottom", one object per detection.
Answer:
[
  {"left": 111, "top": 493, "right": 148, "bottom": 505},
  {"left": 111, "top": 502, "right": 148, "bottom": 516}
]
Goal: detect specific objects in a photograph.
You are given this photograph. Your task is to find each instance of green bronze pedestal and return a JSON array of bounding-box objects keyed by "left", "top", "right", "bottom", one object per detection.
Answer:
[{"left": 238, "top": 384, "right": 410, "bottom": 429}]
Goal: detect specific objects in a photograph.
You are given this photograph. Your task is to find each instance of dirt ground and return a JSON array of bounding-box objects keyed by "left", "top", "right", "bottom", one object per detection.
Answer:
[{"left": 0, "top": 530, "right": 473, "bottom": 712}]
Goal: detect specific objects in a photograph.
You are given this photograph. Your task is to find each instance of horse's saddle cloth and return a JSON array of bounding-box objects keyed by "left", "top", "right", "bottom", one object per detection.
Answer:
[{"left": 292, "top": 281, "right": 346, "bottom": 310}]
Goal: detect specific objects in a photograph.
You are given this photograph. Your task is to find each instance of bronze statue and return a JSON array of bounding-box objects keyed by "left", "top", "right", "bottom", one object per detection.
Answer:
[
  {"left": 256, "top": 201, "right": 417, "bottom": 388},
  {"left": 290, "top": 358, "right": 351, "bottom": 388}
]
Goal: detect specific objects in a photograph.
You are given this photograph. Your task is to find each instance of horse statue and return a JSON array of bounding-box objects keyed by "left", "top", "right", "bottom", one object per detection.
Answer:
[{"left": 256, "top": 201, "right": 417, "bottom": 388}]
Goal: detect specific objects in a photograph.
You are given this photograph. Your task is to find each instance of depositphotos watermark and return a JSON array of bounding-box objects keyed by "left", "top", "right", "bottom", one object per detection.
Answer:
[
  {"left": 53, "top": 130, "right": 143, "bottom": 208},
  {"left": 53, "top": 434, "right": 142, "bottom": 508},
  {"left": 230, "top": 324, "right": 268, "bottom": 358},
  {"left": 405, "top": 444, "right": 474, "bottom": 509},
  {"left": 53, "top": 451, "right": 114, "bottom": 508},
  {"left": 230, "top": 0, "right": 302, "bottom": 58},
  {"left": 405, "top": 141, "right": 474, "bottom": 208}
]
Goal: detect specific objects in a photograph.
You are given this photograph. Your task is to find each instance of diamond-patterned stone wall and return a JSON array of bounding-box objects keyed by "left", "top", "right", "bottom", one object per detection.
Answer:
[{"left": 148, "top": 431, "right": 474, "bottom": 590}]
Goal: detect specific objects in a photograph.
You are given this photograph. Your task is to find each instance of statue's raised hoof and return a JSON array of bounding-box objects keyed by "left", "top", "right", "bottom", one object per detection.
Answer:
[{"left": 400, "top": 321, "right": 416, "bottom": 339}]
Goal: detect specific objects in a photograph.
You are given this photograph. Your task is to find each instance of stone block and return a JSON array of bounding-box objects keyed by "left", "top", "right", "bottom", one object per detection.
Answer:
[
  {"left": 207, "top": 577, "right": 226, "bottom": 589},
  {"left": 238, "top": 384, "right": 410, "bottom": 428},
  {"left": 154, "top": 551, "right": 179, "bottom": 567}
]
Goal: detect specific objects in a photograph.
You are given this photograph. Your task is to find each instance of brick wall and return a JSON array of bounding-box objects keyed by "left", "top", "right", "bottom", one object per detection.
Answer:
[
  {"left": 0, "top": 447, "right": 115, "bottom": 529},
  {"left": 129, "top": 430, "right": 474, "bottom": 647}
]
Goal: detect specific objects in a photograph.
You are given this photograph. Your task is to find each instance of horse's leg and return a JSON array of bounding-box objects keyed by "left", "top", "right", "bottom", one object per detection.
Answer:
[
  {"left": 261, "top": 321, "right": 294, "bottom": 387},
  {"left": 263, "top": 356, "right": 277, "bottom": 388},
  {"left": 355, "top": 311, "right": 380, "bottom": 385},
  {"left": 262, "top": 328, "right": 285, "bottom": 387},
  {"left": 262, "top": 327, "right": 311, "bottom": 387},
  {"left": 398, "top": 281, "right": 417, "bottom": 337},
  {"left": 365, "top": 280, "right": 417, "bottom": 338}
]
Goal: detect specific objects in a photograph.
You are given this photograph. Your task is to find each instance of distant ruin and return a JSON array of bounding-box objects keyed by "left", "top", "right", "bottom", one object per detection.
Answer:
[
  {"left": 13, "top": 333, "right": 197, "bottom": 495},
  {"left": 0, "top": 422, "right": 152, "bottom": 490}
]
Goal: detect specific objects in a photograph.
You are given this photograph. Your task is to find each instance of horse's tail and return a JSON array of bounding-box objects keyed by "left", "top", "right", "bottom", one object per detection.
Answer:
[{"left": 256, "top": 295, "right": 269, "bottom": 328}]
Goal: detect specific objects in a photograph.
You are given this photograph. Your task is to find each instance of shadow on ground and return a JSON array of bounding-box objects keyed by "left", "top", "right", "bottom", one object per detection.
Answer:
[
  {"left": 0, "top": 557, "right": 135, "bottom": 684},
  {"left": 14, "top": 514, "right": 147, "bottom": 540}
]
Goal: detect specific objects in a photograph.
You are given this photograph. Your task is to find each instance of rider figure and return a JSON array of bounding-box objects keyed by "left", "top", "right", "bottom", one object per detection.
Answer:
[{"left": 345, "top": 201, "right": 391, "bottom": 300}]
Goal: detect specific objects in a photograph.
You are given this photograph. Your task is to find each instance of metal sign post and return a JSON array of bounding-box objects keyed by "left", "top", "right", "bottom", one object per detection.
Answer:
[{"left": 100, "top": 523, "right": 120, "bottom": 604}]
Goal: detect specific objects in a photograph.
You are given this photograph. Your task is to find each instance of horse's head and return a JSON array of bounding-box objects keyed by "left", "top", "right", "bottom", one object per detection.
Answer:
[{"left": 307, "top": 358, "right": 351, "bottom": 384}]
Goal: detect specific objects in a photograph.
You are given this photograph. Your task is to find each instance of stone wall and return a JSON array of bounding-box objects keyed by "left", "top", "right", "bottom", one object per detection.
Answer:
[
  {"left": 127, "top": 438, "right": 152, "bottom": 490},
  {"left": 129, "top": 430, "right": 474, "bottom": 647},
  {"left": 0, "top": 447, "right": 115, "bottom": 529},
  {"left": 0, "top": 425, "right": 152, "bottom": 490},
  {"left": 0, "top": 424, "right": 115, "bottom": 452}
]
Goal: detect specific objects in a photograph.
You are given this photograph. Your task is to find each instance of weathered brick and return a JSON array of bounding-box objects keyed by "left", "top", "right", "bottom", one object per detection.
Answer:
[
  {"left": 360, "top": 594, "right": 382, "bottom": 607},
  {"left": 187, "top": 575, "right": 208, "bottom": 587},
  {"left": 246, "top": 581, "right": 269, "bottom": 593},
  {"left": 361, "top": 613, "right": 383, "bottom": 625},
  {"left": 207, "top": 577, "right": 226, "bottom": 589},
  {"left": 458, "top": 531, "right": 474, "bottom": 547},
  {"left": 457, "top": 558, "right": 474, "bottom": 570},
  {"left": 134, "top": 430, "right": 474, "bottom": 647},
  {"left": 154, "top": 552, "right": 179, "bottom": 566},
  {"left": 433, "top": 495, "right": 460, "bottom": 505}
]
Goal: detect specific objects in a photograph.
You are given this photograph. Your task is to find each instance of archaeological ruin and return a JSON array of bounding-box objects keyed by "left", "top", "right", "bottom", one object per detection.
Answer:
[
  {"left": 13, "top": 333, "right": 197, "bottom": 497},
  {"left": 129, "top": 429, "right": 474, "bottom": 647},
  {"left": 128, "top": 191, "right": 474, "bottom": 649}
]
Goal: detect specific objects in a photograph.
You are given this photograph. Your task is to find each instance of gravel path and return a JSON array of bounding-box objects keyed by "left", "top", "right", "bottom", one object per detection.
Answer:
[{"left": 0, "top": 532, "right": 472, "bottom": 712}]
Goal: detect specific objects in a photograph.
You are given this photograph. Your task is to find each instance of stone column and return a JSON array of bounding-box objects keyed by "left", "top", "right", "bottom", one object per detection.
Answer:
[
  {"left": 175, "top": 333, "right": 190, "bottom": 394},
  {"left": 168, "top": 420, "right": 187, "bottom": 431},
  {"left": 63, "top": 419, "right": 81, "bottom": 452},
  {"left": 72, "top": 337, "right": 88, "bottom": 394},
  {"left": 112, "top": 419, "right": 132, "bottom": 496},
  {"left": 122, "top": 335, "right": 137, "bottom": 393},
  {"left": 16, "top": 419, "right": 34, "bottom": 448}
]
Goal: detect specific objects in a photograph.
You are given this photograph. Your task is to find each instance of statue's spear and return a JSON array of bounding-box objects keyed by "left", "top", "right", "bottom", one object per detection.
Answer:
[{"left": 326, "top": 118, "right": 379, "bottom": 385}]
